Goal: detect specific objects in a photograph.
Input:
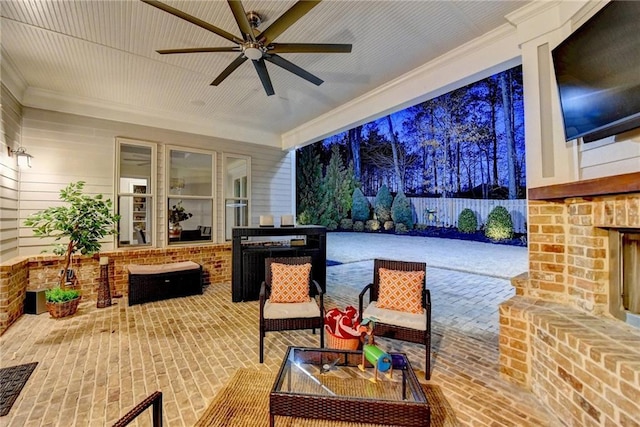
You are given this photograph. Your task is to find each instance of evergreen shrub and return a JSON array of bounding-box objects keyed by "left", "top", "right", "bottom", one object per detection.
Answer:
[
  {"left": 374, "top": 185, "right": 393, "bottom": 222},
  {"left": 395, "top": 223, "right": 409, "bottom": 233},
  {"left": 353, "top": 221, "right": 365, "bottom": 232},
  {"left": 340, "top": 218, "right": 354, "bottom": 230},
  {"left": 326, "top": 220, "right": 339, "bottom": 231},
  {"left": 457, "top": 208, "right": 478, "bottom": 233},
  {"left": 297, "top": 210, "right": 312, "bottom": 225},
  {"left": 383, "top": 221, "right": 394, "bottom": 231},
  {"left": 485, "top": 206, "right": 514, "bottom": 240},
  {"left": 351, "top": 188, "right": 370, "bottom": 222},
  {"left": 365, "top": 220, "right": 380, "bottom": 232},
  {"left": 391, "top": 189, "right": 414, "bottom": 229}
]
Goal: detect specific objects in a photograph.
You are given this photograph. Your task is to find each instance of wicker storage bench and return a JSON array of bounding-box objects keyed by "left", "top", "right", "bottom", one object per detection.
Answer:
[{"left": 127, "top": 261, "right": 203, "bottom": 306}]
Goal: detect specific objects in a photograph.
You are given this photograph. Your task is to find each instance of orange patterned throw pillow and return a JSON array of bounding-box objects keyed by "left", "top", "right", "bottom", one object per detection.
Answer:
[
  {"left": 269, "top": 262, "right": 312, "bottom": 303},
  {"left": 377, "top": 268, "right": 425, "bottom": 314}
]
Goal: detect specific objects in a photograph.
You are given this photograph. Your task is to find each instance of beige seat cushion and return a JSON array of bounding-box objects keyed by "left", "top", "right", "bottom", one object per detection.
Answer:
[
  {"left": 128, "top": 261, "right": 200, "bottom": 275},
  {"left": 263, "top": 299, "right": 319, "bottom": 320},
  {"left": 363, "top": 302, "right": 426, "bottom": 331}
]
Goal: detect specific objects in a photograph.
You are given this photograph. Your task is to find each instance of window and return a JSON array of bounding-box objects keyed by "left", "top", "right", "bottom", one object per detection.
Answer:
[
  {"left": 167, "top": 147, "right": 215, "bottom": 244},
  {"left": 116, "top": 139, "right": 156, "bottom": 247},
  {"left": 223, "top": 154, "right": 251, "bottom": 240}
]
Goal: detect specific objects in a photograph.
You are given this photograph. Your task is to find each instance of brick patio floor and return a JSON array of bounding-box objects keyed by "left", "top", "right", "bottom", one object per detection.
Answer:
[{"left": 0, "top": 235, "right": 561, "bottom": 426}]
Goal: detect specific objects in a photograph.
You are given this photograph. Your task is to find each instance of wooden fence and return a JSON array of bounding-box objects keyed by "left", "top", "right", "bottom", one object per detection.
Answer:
[{"left": 366, "top": 197, "right": 528, "bottom": 233}]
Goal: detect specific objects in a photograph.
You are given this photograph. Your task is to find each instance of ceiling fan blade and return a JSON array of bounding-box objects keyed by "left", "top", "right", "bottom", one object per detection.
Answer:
[
  {"left": 227, "top": 0, "right": 256, "bottom": 42},
  {"left": 252, "top": 59, "right": 275, "bottom": 96},
  {"left": 157, "top": 47, "right": 240, "bottom": 55},
  {"left": 265, "top": 54, "right": 323, "bottom": 86},
  {"left": 211, "top": 54, "right": 248, "bottom": 86},
  {"left": 141, "top": 0, "right": 242, "bottom": 44},
  {"left": 259, "top": 1, "right": 322, "bottom": 45},
  {"left": 269, "top": 43, "right": 352, "bottom": 54}
]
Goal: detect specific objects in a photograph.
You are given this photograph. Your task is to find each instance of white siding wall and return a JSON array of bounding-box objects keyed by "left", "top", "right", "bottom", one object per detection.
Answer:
[
  {"left": 578, "top": 135, "right": 640, "bottom": 180},
  {"left": 18, "top": 107, "right": 292, "bottom": 256},
  {"left": 0, "top": 85, "right": 22, "bottom": 263}
]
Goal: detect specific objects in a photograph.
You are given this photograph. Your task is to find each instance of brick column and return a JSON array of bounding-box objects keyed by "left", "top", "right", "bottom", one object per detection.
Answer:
[{"left": 527, "top": 200, "right": 568, "bottom": 302}]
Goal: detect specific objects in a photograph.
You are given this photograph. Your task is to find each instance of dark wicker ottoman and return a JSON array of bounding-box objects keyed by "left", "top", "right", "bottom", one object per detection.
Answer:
[
  {"left": 270, "top": 347, "right": 430, "bottom": 426},
  {"left": 127, "top": 261, "right": 203, "bottom": 306}
]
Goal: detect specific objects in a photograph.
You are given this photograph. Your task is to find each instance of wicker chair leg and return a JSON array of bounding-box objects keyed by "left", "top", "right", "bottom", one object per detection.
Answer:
[
  {"left": 259, "top": 328, "right": 264, "bottom": 363},
  {"left": 425, "top": 346, "right": 430, "bottom": 380}
]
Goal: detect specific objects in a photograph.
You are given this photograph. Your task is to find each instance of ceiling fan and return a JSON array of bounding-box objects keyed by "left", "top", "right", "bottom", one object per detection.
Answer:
[{"left": 141, "top": 0, "right": 352, "bottom": 96}]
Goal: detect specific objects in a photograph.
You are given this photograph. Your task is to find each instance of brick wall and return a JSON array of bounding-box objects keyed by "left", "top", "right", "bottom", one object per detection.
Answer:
[
  {"left": 501, "top": 297, "right": 640, "bottom": 426},
  {"left": 0, "top": 258, "right": 29, "bottom": 335},
  {"left": 0, "top": 243, "right": 232, "bottom": 335},
  {"left": 500, "top": 193, "right": 640, "bottom": 426}
]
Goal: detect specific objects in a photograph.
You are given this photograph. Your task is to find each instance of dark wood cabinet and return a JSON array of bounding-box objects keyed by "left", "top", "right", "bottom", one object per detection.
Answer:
[{"left": 232, "top": 226, "right": 327, "bottom": 302}]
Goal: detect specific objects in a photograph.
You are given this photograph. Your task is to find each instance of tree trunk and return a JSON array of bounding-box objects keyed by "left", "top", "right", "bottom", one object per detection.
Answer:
[
  {"left": 349, "top": 126, "right": 362, "bottom": 181},
  {"left": 456, "top": 140, "right": 461, "bottom": 193},
  {"left": 500, "top": 71, "right": 517, "bottom": 199},
  {"left": 385, "top": 115, "right": 404, "bottom": 190},
  {"left": 60, "top": 240, "right": 75, "bottom": 289}
]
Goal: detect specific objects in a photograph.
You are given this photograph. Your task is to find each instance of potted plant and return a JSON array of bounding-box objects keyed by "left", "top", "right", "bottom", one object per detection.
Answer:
[
  {"left": 24, "top": 181, "right": 120, "bottom": 318},
  {"left": 168, "top": 201, "right": 192, "bottom": 238}
]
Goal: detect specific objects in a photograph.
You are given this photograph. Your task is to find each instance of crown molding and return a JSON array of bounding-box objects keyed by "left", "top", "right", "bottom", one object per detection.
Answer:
[
  {"left": 282, "top": 23, "right": 521, "bottom": 150},
  {"left": 505, "top": 0, "right": 606, "bottom": 46},
  {"left": 505, "top": 0, "right": 563, "bottom": 26},
  {"left": 20, "top": 87, "right": 281, "bottom": 147}
]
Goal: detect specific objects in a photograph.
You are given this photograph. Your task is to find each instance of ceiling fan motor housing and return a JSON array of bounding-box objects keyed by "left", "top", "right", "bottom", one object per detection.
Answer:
[{"left": 246, "top": 11, "right": 262, "bottom": 29}]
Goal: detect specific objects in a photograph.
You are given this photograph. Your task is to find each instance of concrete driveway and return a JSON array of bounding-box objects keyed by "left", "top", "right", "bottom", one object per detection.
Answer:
[{"left": 326, "top": 232, "right": 528, "bottom": 279}]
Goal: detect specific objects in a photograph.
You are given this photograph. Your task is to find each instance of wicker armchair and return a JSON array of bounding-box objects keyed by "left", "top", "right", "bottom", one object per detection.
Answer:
[
  {"left": 358, "top": 259, "right": 431, "bottom": 380},
  {"left": 259, "top": 256, "right": 324, "bottom": 363}
]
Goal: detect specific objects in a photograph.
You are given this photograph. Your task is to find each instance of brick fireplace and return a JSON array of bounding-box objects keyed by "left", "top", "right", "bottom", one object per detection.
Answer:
[{"left": 499, "top": 172, "right": 640, "bottom": 426}]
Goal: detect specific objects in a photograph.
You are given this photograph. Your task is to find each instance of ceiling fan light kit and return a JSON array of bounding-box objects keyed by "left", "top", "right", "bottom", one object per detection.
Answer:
[
  {"left": 243, "top": 44, "right": 264, "bottom": 61},
  {"left": 141, "top": 0, "right": 352, "bottom": 96}
]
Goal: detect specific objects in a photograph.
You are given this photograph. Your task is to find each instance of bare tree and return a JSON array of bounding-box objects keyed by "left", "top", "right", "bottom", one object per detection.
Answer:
[
  {"left": 385, "top": 115, "right": 404, "bottom": 190},
  {"left": 500, "top": 70, "right": 517, "bottom": 199}
]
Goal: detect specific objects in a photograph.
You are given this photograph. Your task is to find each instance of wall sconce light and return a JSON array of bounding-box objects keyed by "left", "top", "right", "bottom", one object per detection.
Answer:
[{"left": 8, "top": 146, "right": 34, "bottom": 168}]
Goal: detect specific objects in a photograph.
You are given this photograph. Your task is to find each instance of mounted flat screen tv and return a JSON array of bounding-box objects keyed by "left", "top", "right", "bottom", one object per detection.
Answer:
[{"left": 551, "top": 1, "right": 640, "bottom": 142}]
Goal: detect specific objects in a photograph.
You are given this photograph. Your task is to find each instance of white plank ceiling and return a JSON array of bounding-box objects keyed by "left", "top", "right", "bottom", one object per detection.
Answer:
[{"left": 1, "top": 0, "right": 529, "bottom": 147}]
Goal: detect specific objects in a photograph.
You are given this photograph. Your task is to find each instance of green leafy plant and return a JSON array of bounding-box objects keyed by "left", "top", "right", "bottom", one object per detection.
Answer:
[
  {"left": 457, "top": 208, "right": 478, "bottom": 233},
  {"left": 169, "top": 201, "right": 192, "bottom": 224},
  {"left": 45, "top": 287, "right": 80, "bottom": 303},
  {"left": 24, "top": 181, "right": 120, "bottom": 289},
  {"left": 391, "top": 188, "right": 414, "bottom": 229},
  {"left": 485, "top": 205, "right": 514, "bottom": 241}
]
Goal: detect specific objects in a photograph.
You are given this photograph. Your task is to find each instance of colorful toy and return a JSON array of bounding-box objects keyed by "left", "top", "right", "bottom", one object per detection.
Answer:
[{"left": 357, "top": 318, "right": 393, "bottom": 383}]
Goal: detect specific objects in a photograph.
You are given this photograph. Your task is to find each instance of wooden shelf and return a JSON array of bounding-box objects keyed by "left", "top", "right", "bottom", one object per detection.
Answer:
[{"left": 528, "top": 172, "right": 640, "bottom": 200}]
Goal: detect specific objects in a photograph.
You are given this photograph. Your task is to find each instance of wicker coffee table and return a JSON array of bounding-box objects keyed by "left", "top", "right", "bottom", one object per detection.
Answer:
[{"left": 270, "top": 346, "right": 430, "bottom": 426}]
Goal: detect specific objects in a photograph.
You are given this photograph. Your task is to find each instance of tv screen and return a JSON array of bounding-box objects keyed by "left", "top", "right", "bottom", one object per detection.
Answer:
[{"left": 551, "top": 1, "right": 640, "bottom": 142}]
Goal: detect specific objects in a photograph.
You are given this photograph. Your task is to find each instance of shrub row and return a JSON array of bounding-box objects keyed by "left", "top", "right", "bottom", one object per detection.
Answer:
[{"left": 349, "top": 187, "right": 516, "bottom": 241}]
